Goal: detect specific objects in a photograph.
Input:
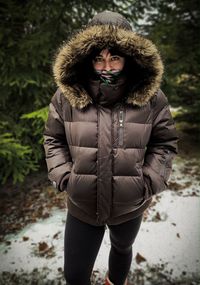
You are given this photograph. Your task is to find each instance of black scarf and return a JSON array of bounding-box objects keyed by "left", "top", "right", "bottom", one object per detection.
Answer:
[{"left": 86, "top": 76, "right": 127, "bottom": 107}]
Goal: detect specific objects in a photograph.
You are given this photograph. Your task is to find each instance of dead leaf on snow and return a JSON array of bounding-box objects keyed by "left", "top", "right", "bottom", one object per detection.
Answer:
[
  {"left": 38, "top": 241, "right": 49, "bottom": 253},
  {"left": 35, "top": 241, "right": 55, "bottom": 258},
  {"left": 22, "top": 236, "right": 29, "bottom": 241},
  {"left": 135, "top": 252, "right": 147, "bottom": 264},
  {"left": 53, "top": 231, "right": 61, "bottom": 239},
  {"left": 168, "top": 181, "right": 184, "bottom": 191},
  {"left": 155, "top": 212, "right": 161, "bottom": 221},
  {"left": 151, "top": 211, "right": 161, "bottom": 222}
]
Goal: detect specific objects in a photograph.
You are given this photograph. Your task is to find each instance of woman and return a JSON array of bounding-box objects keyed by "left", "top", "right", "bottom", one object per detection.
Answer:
[{"left": 43, "top": 10, "right": 178, "bottom": 285}]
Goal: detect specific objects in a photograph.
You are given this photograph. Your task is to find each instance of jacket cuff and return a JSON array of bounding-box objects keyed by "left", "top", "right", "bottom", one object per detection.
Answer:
[
  {"left": 59, "top": 172, "right": 71, "bottom": 192},
  {"left": 48, "top": 163, "right": 72, "bottom": 191}
]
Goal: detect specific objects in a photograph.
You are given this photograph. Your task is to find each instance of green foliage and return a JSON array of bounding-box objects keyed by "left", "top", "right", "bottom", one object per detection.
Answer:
[
  {"left": 21, "top": 107, "right": 49, "bottom": 122},
  {"left": 0, "top": 132, "right": 38, "bottom": 184},
  {"left": 0, "top": 106, "right": 48, "bottom": 184},
  {"left": 140, "top": 0, "right": 200, "bottom": 124},
  {"left": 21, "top": 107, "right": 49, "bottom": 160}
]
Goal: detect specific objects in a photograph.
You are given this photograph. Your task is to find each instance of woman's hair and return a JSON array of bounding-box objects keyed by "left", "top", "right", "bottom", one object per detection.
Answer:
[{"left": 89, "top": 46, "right": 126, "bottom": 60}]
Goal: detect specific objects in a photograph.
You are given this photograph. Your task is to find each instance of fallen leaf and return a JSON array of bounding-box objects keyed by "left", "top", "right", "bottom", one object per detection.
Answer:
[
  {"left": 23, "top": 236, "right": 29, "bottom": 241},
  {"left": 53, "top": 231, "right": 61, "bottom": 239},
  {"left": 155, "top": 212, "right": 161, "bottom": 221},
  {"left": 135, "top": 252, "right": 146, "bottom": 264},
  {"left": 38, "top": 241, "right": 49, "bottom": 253},
  {"left": 168, "top": 181, "right": 183, "bottom": 191}
]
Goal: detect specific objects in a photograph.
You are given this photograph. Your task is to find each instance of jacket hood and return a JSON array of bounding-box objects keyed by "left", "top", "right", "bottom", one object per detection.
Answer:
[{"left": 53, "top": 12, "right": 164, "bottom": 109}]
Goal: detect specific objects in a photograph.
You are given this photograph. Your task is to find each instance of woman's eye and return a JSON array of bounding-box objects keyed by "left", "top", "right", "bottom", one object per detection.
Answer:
[
  {"left": 111, "top": 56, "right": 120, "bottom": 61},
  {"left": 94, "top": 57, "right": 103, "bottom": 62}
]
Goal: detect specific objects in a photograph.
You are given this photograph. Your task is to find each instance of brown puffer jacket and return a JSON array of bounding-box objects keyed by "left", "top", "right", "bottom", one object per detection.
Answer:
[{"left": 43, "top": 11, "right": 178, "bottom": 226}]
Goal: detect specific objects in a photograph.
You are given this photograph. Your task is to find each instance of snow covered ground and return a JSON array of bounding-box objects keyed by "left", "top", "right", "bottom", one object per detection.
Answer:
[{"left": 0, "top": 157, "right": 200, "bottom": 284}]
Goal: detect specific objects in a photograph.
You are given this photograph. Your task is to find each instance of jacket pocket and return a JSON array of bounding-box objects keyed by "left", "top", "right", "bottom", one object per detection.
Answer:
[
  {"left": 143, "top": 164, "right": 168, "bottom": 197},
  {"left": 143, "top": 173, "right": 153, "bottom": 200},
  {"left": 159, "top": 150, "right": 173, "bottom": 182}
]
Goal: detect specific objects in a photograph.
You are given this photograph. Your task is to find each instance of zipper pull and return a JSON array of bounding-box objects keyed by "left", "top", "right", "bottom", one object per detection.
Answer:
[
  {"left": 118, "top": 109, "right": 124, "bottom": 147},
  {"left": 119, "top": 110, "right": 124, "bottom": 127}
]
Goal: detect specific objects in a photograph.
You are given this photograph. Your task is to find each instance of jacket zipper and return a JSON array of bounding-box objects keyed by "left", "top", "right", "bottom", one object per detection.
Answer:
[
  {"left": 110, "top": 108, "right": 115, "bottom": 220},
  {"left": 96, "top": 104, "right": 100, "bottom": 224},
  {"left": 118, "top": 109, "right": 124, "bottom": 147}
]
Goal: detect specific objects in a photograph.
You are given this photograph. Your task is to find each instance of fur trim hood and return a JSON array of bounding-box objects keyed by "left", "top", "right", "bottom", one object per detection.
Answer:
[{"left": 53, "top": 14, "right": 164, "bottom": 109}]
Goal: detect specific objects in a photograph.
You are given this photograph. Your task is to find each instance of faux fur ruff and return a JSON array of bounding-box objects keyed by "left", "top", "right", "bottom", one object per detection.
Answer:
[{"left": 53, "top": 25, "right": 164, "bottom": 109}]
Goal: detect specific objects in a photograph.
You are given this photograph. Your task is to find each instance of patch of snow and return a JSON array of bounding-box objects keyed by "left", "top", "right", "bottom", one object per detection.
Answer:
[
  {"left": 0, "top": 209, "right": 67, "bottom": 280},
  {"left": 131, "top": 191, "right": 200, "bottom": 277}
]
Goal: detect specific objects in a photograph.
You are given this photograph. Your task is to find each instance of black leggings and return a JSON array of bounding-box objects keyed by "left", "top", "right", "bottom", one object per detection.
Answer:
[{"left": 64, "top": 213, "right": 143, "bottom": 285}]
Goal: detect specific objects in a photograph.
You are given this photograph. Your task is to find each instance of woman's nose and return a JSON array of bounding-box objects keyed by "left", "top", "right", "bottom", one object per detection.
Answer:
[{"left": 104, "top": 60, "right": 112, "bottom": 71}]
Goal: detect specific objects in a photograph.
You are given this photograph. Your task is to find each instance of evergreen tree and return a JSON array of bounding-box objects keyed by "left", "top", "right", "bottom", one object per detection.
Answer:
[{"left": 140, "top": 0, "right": 200, "bottom": 126}]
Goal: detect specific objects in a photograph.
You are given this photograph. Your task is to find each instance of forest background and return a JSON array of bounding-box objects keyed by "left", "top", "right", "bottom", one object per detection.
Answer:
[{"left": 0, "top": 0, "right": 199, "bottom": 185}]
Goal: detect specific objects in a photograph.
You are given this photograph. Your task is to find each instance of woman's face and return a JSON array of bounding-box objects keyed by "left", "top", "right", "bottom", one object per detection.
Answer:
[{"left": 92, "top": 49, "right": 125, "bottom": 72}]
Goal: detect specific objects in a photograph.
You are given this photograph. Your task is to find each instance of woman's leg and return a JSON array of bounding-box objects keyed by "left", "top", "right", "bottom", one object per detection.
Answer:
[
  {"left": 64, "top": 212, "right": 105, "bottom": 285},
  {"left": 108, "top": 215, "right": 143, "bottom": 285}
]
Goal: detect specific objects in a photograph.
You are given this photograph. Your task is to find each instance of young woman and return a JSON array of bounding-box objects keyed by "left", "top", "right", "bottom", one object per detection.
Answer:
[{"left": 43, "top": 10, "right": 178, "bottom": 285}]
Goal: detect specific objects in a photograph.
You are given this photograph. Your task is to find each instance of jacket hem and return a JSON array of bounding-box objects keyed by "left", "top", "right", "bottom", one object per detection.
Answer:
[{"left": 67, "top": 197, "right": 152, "bottom": 226}]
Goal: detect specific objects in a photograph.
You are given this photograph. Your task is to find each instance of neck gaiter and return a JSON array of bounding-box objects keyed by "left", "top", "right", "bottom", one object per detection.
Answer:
[{"left": 94, "top": 69, "right": 122, "bottom": 84}]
